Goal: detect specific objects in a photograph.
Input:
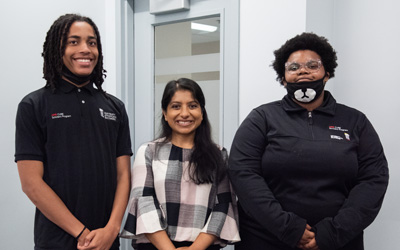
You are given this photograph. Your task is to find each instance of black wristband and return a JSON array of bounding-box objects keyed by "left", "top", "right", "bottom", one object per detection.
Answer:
[{"left": 76, "top": 226, "right": 86, "bottom": 240}]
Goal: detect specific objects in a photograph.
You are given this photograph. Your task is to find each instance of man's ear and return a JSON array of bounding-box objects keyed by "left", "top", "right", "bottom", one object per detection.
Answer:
[{"left": 282, "top": 77, "right": 287, "bottom": 87}]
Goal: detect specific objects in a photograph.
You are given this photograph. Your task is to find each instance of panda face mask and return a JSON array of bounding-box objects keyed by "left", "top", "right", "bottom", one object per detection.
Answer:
[{"left": 285, "top": 77, "right": 325, "bottom": 103}]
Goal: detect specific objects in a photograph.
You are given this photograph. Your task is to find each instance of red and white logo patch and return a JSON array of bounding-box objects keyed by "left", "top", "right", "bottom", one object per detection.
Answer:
[{"left": 51, "top": 113, "right": 71, "bottom": 119}]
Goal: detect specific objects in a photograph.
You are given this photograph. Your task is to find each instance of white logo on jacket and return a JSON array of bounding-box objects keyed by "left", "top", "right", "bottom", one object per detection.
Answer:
[
  {"left": 330, "top": 135, "right": 343, "bottom": 140},
  {"left": 99, "top": 108, "right": 117, "bottom": 121}
]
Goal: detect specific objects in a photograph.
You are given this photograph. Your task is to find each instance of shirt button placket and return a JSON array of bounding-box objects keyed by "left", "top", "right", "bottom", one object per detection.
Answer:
[
  {"left": 77, "top": 88, "right": 86, "bottom": 117},
  {"left": 78, "top": 89, "right": 85, "bottom": 104}
]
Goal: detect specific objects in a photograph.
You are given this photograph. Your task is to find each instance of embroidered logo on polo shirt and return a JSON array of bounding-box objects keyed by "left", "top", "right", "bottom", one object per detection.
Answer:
[
  {"left": 51, "top": 113, "right": 71, "bottom": 119},
  {"left": 99, "top": 108, "right": 117, "bottom": 121},
  {"left": 329, "top": 126, "right": 351, "bottom": 141},
  {"left": 330, "top": 135, "right": 343, "bottom": 140},
  {"left": 328, "top": 126, "right": 348, "bottom": 132}
]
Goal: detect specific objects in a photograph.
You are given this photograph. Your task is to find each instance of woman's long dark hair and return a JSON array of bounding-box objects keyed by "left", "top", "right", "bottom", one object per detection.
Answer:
[
  {"left": 42, "top": 13, "right": 106, "bottom": 91},
  {"left": 158, "top": 78, "right": 224, "bottom": 184}
]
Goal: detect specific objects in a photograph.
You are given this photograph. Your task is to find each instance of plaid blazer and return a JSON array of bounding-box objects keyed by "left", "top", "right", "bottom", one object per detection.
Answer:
[{"left": 120, "top": 140, "right": 240, "bottom": 247}]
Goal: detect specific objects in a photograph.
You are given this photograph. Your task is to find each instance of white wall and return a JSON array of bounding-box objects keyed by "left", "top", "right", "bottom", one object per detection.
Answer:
[
  {"left": 239, "top": 0, "right": 400, "bottom": 249},
  {"left": 239, "top": 0, "right": 307, "bottom": 119},
  {"left": 330, "top": 1, "right": 400, "bottom": 249}
]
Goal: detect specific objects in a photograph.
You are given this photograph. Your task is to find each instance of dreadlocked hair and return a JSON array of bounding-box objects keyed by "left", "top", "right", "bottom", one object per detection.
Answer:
[{"left": 42, "top": 13, "right": 106, "bottom": 91}]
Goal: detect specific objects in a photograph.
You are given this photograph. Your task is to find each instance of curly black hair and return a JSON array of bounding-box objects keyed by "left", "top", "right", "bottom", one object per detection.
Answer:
[
  {"left": 272, "top": 32, "right": 338, "bottom": 85},
  {"left": 42, "top": 13, "right": 106, "bottom": 90}
]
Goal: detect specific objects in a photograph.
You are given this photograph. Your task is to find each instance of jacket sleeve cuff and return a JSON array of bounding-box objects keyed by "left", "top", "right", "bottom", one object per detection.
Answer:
[
  {"left": 282, "top": 215, "right": 308, "bottom": 248},
  {"left": 313, "top": 218, "right": 337, "bottom": 250}
]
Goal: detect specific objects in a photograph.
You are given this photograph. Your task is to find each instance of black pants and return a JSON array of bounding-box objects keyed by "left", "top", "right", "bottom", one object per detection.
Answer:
[{"left": 137, "top": 241, "right": 220, "bottom": 250}]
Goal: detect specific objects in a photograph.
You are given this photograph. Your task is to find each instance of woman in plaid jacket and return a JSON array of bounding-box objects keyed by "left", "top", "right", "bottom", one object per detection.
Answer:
[{"left": 121, "top": 78, "right": 240, "bottom": 250}]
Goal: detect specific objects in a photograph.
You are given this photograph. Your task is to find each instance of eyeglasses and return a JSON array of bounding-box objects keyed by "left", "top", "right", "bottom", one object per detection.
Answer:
[{"left": 285, "top": 60, "right": 322, "bottom": 74}]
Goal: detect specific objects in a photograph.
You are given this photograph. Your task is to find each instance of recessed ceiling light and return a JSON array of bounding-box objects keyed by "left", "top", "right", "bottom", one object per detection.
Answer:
[{"left": 191, "top": 22, "right": 218, "bottom": 32}]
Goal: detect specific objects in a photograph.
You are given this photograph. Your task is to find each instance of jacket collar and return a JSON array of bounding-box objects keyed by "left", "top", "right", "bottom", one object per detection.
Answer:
[{"left": 282, "top": 90, "right": 336, "bottom": 115}]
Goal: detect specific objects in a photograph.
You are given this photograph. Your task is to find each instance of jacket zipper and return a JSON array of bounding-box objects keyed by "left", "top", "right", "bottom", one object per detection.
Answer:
[{"left": 308, "top": 111, "right": 314, "bottom": 139}]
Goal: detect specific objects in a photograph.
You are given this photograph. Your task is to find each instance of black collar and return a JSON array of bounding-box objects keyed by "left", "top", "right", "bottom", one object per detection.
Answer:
[{"left": 57, "top": 79, "right": 96, "bottom": 95}]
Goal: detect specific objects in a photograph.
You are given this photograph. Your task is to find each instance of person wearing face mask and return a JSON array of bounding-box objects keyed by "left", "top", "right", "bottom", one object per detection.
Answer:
[
  {"left": 228, "top": 32, "right": 388, "bottom": 250},
  {"left": 15, "top": 14, "right": 132, "bottom": 250}
]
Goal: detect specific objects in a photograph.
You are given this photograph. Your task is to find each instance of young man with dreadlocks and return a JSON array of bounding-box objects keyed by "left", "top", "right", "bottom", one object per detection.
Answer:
[{"left": 15, "top": 14, "right": 132, "bottom": 250}]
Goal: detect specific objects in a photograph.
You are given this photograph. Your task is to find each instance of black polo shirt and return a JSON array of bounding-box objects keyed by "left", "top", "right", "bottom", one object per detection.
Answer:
[{"left": 15, "top": 79, "right": 133, "bottom": 250}]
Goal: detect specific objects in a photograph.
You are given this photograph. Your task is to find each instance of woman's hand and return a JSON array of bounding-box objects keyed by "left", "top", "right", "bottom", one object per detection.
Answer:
[
  {"left": 297, "top": 224, "right": 319, "bottom": 250},
  {"left": 299, "top": 237, "right": 319, "bottom": 250}
]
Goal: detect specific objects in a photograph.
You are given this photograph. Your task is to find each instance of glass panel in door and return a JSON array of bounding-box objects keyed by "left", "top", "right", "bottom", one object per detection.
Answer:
[{"left": 154, "top": 16, "right": 221, "bottom": 143}]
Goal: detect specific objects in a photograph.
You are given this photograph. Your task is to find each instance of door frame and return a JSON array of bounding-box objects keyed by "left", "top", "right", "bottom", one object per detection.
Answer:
[{"left": 131, "top": 0, "right": 239, "bottom": 152}]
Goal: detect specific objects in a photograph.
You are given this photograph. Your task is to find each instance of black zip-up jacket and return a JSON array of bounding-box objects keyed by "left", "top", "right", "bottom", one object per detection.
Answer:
[{"left": 228, "top": 91, "right": 388, "bottom": 250}]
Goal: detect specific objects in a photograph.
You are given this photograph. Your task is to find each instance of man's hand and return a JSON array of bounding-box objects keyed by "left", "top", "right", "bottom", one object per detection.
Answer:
[
  {"left": 76, "top": 228, "right": 91, "bottom": 248},
  {"left": 77, "top": 226, "right": 118, "bottom": 250}
]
